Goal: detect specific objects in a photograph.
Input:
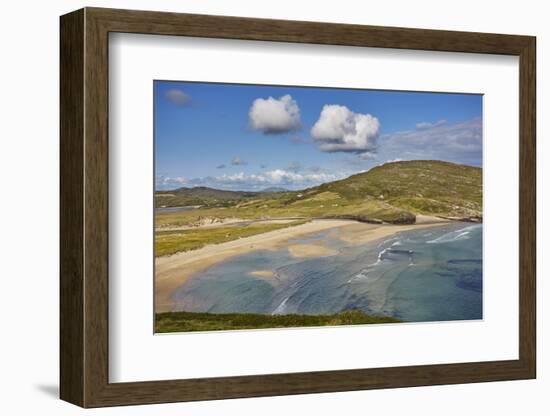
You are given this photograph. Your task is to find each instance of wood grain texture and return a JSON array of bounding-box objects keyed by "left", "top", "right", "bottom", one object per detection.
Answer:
[
  {"left": 88, "top": 7, "right": 532, "bottom": 54},
  {"left": 83, "top": 10, "right": 110, "bottom": 406},
  {"left": 59, "top": 8, "right": 84, "bottom": 406},
  {"left": 59, "top": 7, "right": 537, "bottom": 408},
  {"left": 518, "top": 38, "right": 536, "bottom": 375}
]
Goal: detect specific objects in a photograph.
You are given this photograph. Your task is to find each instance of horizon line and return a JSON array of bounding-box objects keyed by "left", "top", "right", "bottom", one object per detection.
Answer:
[{"left": 155, "top": 159, "right": 482, "bottom": 193}]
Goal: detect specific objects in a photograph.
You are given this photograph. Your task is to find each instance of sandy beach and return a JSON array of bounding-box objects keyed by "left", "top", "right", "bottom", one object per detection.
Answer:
[{"left": 155, "top": 216, "right": 450, "bottom": 312}]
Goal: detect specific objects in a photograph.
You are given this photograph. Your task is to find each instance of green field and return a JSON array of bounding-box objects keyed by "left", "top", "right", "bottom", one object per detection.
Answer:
[
  {"left": 155, "top": 310, "right": 401, "bottom": 332},
  {"left": 155, "top": 220, "right": 307, "bottom": 256}
]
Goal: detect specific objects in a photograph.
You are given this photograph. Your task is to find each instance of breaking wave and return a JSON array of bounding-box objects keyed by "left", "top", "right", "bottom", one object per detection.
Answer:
[{"left": 427, "top": 225, "right": 480, "bottom": 244}]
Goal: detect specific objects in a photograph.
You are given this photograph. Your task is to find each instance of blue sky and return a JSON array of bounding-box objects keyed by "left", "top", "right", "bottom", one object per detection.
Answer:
[{"left": 155, "top": 80, "right": 482, "bottom": 191}]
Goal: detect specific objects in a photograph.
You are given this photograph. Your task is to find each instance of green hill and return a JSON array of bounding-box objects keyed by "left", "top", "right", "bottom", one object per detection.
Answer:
[
  {"left": 312, "top": 160, "right": 482, "bottom": 220},
  {"left": 155, "top": 186, "right": 261, "bottom": 208},
  {"left": 155, "top": 160, "right": 482, "bottom": 227}
]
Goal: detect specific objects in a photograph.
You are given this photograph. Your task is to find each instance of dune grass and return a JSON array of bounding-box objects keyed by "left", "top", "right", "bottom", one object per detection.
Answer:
[
  {"left": 155, "top": 220, "right": 307, "bottom": 257},
  {"left": 155, "top": 310, "right": 401, "bottom": 333}
]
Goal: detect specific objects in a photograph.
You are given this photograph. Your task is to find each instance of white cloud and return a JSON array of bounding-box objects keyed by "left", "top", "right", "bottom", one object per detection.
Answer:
[
  {"left": 156, "top": 175, "right": 188, "bottom": 188},
  {"left": 310, "top": 105, "right": 380, "bottom": 156},
  {"left": 249, "top": 94, "right": 301, "bottom": 134},
  {"left": 164, "top": 89, "right": 191, "bottom": 106},
  {"left": 156, "top": 169, "right": 346, "bottom": 191},
  {"left": 379, "top": 158, "right": 404, "bottom": 166},
  {"left": 381, "top": 118, "right": 482, "bottom": 166},
  {"left": 212, "top": 169, "right": 343, "bottom": 188}
]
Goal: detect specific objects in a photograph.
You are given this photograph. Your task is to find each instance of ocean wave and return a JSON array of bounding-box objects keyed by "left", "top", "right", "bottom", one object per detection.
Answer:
[
  {"left": 377, "top": 236, "right": 398, "bottom": 247},
  {"left": 427, "top": 225, "right": 480, "bottom": 244},
  {"left": 348, "top": 270, "right": 369, "bottom": 283},
  {"left": 348, "top": 246, "right": 414, "bottom": 284},
  {"left": 272, "top": 296, "right": 290, "bottom": 315},
  {"left": 377, "top": 248, "right": 390, "bottom": 263}
]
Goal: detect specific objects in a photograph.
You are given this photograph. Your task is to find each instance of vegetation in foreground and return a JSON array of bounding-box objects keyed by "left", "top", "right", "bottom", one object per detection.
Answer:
[
  {"left": 155, "top": 220, "right": 307, "bottom": 256},
  {"left": 155, "top": 310, "right": 401, "bottom": 333}
]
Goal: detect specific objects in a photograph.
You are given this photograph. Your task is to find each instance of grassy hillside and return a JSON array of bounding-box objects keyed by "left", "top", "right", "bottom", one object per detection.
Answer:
[
  {"left": 156, "top": 220, "right": 307, "bottom": 256},
  {"left": 318, "top": 160, "right": 482, "bottom": 219},
  {"left": 155, "top": 310, "right": 401, "bottom": 332},
  {"left": 156, "top": 186, "right": 286, "bottom": 208},
  {"left": 156, "top": 186, "right": 257, "bottom": 208},
  {"left": 156, "top": 160, "right": 482, "bottom": 228}
]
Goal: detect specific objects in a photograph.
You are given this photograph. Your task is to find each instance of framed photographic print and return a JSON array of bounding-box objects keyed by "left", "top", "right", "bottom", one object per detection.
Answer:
[{"left": 60, "top": 7, "right": 536, "bottom": 408}]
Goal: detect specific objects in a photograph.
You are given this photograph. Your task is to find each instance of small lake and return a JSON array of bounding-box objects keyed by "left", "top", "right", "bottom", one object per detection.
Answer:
[{"left": 171, "top": 223, "right": 483, "bottom": 323}]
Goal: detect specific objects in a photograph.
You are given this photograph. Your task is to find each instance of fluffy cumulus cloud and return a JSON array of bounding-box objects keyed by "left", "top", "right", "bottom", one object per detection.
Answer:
[
  {"left": 248, "top": 95, "right": 301, "bottom": 134},
  {"left": 310, "top": 105, "right": 380, "bottom": 156},
  {"left": 164, "top": 89, "right": 191, "bottom": 106},
  {"left": 381, "top": 118, "right": 482, "bottom": 166},
  {"left": 380, "top": 158, "right": 403, "bottom": 165},
  {"left": 156, "top": 169, "right": 346, "bottom": 191}
]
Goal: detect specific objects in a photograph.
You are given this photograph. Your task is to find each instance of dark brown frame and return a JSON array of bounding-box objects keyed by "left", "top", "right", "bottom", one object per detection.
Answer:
[{"left": 60, "top": 7, "right": 536, "bottom": 408}]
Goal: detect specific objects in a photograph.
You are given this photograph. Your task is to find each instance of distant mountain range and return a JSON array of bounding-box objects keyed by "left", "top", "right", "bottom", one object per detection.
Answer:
[
  {"left": 260, "top": 187, "right": 289, "bottom": 193},
  {"left": 155, "top": 186, "right": 288, "bottom": 208},
  {"left": 155, "top": 160, "right": 482, "bottom": 223}
]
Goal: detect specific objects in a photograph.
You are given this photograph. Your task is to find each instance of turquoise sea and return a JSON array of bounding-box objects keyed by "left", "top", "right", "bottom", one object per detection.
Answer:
[{"left": 171, "top": 223, "right": 483, "bottom": 323}]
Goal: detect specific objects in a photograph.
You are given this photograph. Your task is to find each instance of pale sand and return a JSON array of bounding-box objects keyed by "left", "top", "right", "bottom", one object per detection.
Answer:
[
  {"left": 156, "top": 217, "right": 303, "bottom": 232},
  {"left": 287, "top": 243, "right": 338, "bottom": 258},
  {"left": 155, "top": 219, "right": 355, "bottom": 312},
  {"left": 415, "top": 214, "right": 450, "bottom": 224},
  {"left": 155, "top": 217, "right": 450, "bottom": 312}
]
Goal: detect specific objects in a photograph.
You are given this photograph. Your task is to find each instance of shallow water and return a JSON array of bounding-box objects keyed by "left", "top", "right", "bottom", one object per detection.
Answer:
[{"left": 171, "top": 223, "right": 482, "bottom": 323}]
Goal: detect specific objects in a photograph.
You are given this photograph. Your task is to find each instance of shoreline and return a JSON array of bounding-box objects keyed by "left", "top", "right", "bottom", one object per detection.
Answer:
[{"left": 155, "top": 216, "right": 454, "bottom": 312}]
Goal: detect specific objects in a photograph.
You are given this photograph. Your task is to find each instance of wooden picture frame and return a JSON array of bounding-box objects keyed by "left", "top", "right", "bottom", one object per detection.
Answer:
[{"left": 60, "top": 7, "right": 536, "bottom": 408}]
